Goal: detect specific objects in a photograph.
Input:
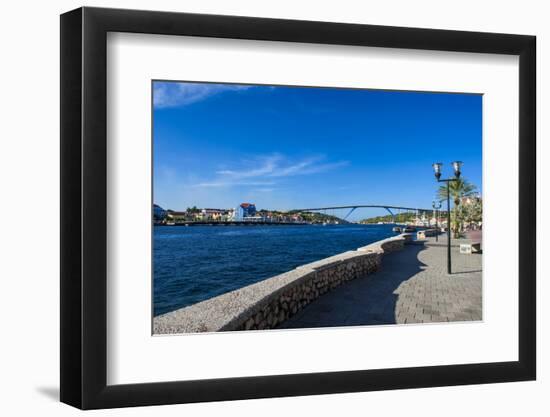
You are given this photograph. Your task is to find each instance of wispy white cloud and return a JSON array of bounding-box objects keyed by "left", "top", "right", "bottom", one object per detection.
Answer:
[
  {"left": 193, "top": 180, "right": 276, "bottom": 188},
  {"left": 153, "top": 82, "right": 252, "bottom": 108},
  {"left": 270, "top": 157, "right": 349, "bottom": 177},
  {"left": 192, "top": 154, "right": 349, "bottom": 188},
  {"left": 215, "top": 155, "right": 281, "bottom": 179}
]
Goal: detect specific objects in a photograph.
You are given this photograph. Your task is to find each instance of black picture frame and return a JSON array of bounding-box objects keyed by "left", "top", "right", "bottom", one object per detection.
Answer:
[{"left": 60, "top": 6, "right": 536, "bottom": 410}]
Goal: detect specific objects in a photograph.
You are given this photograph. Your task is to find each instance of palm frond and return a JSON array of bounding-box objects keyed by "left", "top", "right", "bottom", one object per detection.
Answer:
[{"left": 436, "top": 178, "right": 477, "bottom": 207}]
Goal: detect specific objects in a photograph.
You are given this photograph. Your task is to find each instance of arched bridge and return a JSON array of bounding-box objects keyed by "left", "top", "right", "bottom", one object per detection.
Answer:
[{"left": 292, "top": 205, "right": 446, "bottom": 222}]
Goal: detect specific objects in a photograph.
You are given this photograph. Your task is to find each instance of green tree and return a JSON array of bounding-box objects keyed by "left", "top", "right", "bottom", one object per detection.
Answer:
[
  {"left": 437, "top": 178, "right": 478, "bottom": 237},
  {"left": 455, "top": 198, "right": 482, "bottom": 228},
  {"left": 436, "top": 178, "right": 477, "bottom": 206}
]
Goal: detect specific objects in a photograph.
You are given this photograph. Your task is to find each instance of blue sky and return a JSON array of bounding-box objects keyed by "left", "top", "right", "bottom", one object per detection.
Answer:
[{"left": 153, "top": 81, "right": 482, "bottom": 220}]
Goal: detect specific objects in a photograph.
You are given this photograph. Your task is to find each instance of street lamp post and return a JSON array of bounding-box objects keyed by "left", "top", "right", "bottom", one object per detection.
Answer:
[
  {"left": 432, "top": 200, "right": 442, "bottom": 242},
  {"left": 432, "top": 161, "right": 463, "bottom": 274}
]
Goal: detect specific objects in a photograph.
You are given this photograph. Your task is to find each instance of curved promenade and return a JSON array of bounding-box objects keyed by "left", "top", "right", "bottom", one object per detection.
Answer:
[
  {"left": 153, "top": 234, "right": 412, "bottom": 334},
  {"left": 279, "top": 236, "right": 482, "bottom": 328}
]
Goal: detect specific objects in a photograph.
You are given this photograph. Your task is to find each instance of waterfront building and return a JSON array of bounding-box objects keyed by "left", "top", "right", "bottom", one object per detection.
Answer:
[
  {"left": 232, "top": 207, "right": 241, "bottom": 221},
  {"left": 240, "top": 202, "right": 257, "bottom": 218},
  {"left": 226, "top": 208, "right": 237, "bottom": 221},
  {"left": 166, "top": 210, "right": 189, "bottom": 222},
  {"left": 200, "top": 208, "right": 226, "bottom": 220}
]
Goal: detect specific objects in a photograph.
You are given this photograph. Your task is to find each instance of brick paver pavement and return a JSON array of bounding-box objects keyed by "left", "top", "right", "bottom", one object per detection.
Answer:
[{"left": 278, "top": 236, "right": 482, "bottom": 328}]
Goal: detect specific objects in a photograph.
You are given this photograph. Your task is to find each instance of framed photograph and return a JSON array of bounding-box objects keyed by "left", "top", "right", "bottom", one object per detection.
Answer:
[{"left": 60, "top": 7, "right": 536, "bottom": 409}]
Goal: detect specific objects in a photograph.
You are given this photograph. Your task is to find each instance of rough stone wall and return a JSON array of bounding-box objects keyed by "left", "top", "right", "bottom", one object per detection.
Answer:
[
  {"left": 153, "top": 234, "right": 409, "bottom": 334},
  {"left": 237, "top": 251, "right": 381, "bottom": 331}
]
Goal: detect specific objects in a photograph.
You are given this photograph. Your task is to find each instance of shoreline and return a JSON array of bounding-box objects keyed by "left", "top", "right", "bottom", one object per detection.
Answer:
[
  {"left": 156, "top": 221, "right": 316, "bottom": 226},
  {"left": 155, "top": 222, "right": 430, "bottom": 227}
]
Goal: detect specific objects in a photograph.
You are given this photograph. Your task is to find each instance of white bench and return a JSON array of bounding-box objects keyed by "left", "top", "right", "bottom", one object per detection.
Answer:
[
  {"left": 460, "top": 243, "right": 481, "bottom": 254},
  {"left": 461, "top": 230, "right": 482, "bottom": 254}
]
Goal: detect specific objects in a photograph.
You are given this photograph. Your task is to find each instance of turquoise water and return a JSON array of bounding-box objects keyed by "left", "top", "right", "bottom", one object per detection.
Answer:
[{"left": 153, "top": 224, "right": 397, "bottom": 316}]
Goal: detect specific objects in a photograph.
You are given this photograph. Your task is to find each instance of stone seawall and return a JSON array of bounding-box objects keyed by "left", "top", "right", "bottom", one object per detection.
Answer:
[{"left": 154, "top": 234, "right": 412, "bottom": 334}]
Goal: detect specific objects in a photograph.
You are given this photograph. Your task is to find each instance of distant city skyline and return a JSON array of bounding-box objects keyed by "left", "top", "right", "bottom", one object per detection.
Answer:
[{"left": 153, "top": 81, "right": 482, "bottom": 220}]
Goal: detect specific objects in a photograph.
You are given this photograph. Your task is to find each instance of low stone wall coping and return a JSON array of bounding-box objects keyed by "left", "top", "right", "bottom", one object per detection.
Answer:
[{"left": 154, "top": 234, "right": 409, "bottom": 334}]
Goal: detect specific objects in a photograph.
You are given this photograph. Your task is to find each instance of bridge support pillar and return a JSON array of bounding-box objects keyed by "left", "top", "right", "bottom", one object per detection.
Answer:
[{"left": 384, "top": 207, "right": 395, "bottom": 223}]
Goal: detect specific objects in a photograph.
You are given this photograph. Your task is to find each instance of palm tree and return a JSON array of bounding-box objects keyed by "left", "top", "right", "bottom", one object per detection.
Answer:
[
  {"left": 436, "top": 178, "right": 477, "bottom": 237},
  {"left": 437, "top": 178, "right": 477, "bottom": 206}
]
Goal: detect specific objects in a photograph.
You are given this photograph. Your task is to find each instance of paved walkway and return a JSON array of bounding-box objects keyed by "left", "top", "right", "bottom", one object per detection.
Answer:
[{"left": 278, "top": 236, "right": 482, "bottom": 328}]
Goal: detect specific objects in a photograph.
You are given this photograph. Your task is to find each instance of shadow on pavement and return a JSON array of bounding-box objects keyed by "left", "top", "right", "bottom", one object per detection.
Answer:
[{"left": 278, "top": 243, "right": 427, "bottom": 329}]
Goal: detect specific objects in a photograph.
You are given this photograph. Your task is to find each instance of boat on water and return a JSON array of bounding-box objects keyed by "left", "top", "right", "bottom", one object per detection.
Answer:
[
  {"left": 403, "top": 226, "right": 416, "bottom": 233},
  {"left": 392, "top": 226, "right": 402, "bottom": 233}
]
